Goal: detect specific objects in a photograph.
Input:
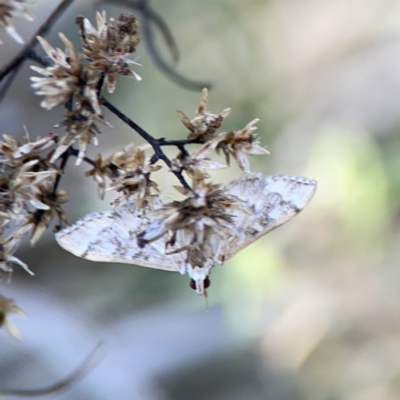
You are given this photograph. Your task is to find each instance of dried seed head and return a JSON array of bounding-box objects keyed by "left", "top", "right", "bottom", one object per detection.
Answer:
[
  {"left": 138, "top": 171, "right": 238, "bottom": 247},
  {"left": 137, "top": 172, "right": 242, "bottom": 295},
  {"left": 85, "top": 153, "right": 115, "bottom": 200},
  {"left": 171, "top": 148, "right": 226, "bottom": 179},
  {"left": 0, "top": 224, "right": 33, "bottom": 275},
  {"left": 30, "top": 33, "right": 101, "bottom": 114},
  {"left": 86, "top": 143, "right": 160, "bottom": 205},
  {"left": 28, "top": 189, "right": 68, "bottom": 246},
  {"left": 0, "top": 294, "right": 26, "bottom": 340},
  {"left": 0, "top": 126, "right": 67, "bottom": 272},
  {"left": 51, "top": 102, "right": 111, "bottom": 165},
  {"left": 0, "top": 130, "right": 57, "bottom": 167},
  {"left": 108, "top": 144, "right": 161, "bottom": 207},
  {"left": 177, "top": 88, "right": 231, "bottom": 142},
  {"left": 76, "top": 11, "right": 141, "bottom": 94},
  {"left": 0, "top": 0, "right": 34, "bottom": 44},
  {"left": 197, "top": 119, "right": 269, "bottom": 173}
]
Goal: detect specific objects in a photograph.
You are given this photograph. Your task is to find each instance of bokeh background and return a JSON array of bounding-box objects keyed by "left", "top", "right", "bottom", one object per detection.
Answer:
[{"left": 2, "top": 0, "right": 400, "bottom": 399}]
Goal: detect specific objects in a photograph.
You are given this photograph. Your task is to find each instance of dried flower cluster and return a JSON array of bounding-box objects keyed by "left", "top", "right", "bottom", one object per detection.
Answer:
[
  {"left": 0, "top": 129, "right": 68, "bottom": 276},
  {"left": 0, "top": 0, "right": 34, "bottom": 44},
  {"left": 30, "top": 11, "right": 141, "bottom": 165},
  {"left": 76, "top": 11, "right": 141, "bottom": 93},
  {"left": 176, "top": 88, "right": 269, "bottom": 173},
  {"left": 0, "top": 8, "right": 277, "bottom": 338},
  {"left": 86, "top": 142, "right": 161, "bottom": 205}
]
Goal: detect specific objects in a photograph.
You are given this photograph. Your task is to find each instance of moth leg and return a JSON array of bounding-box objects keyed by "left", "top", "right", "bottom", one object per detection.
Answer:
[{"left": 165, "top": 244, "right": 191, "bottom": 255}]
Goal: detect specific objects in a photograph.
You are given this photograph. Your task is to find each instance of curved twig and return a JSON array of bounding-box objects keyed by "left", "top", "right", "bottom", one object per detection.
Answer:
[
  {"left": 102, "top": 98, "right": 192, "bottom": 190},
  {"left": 97, "top": 0, "right": 213, "bottom": 91},
  {"left": 0, "top": 342, "right": 105, "bottom": 397},
  {"left": 0, "top": 0, "right": 74, "bottom": 99}
]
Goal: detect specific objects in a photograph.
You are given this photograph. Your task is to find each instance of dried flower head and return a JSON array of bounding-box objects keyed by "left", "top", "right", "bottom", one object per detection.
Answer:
[
  {"left": 86, "top": 143, "right": 160, "bottom": 205},
  {"left": 0, "top": 126, "right": 68, "bottom": 273},
  {"left": 138, "top": 170, "right": 237, "bottom": 248},
  {"left": 198, "top": 119, "right": 269, "bottom": 173},
  {"left": 0, "top": 129, "right": 57, "bottom": 167},
  {"left": 0, "top": 294, "right": 26, "bottom": 340},
  {"left": 28, "top": 189, "right": 68, "bottom": 246},
  {"left": 76, "top": 11, "right": 141, "bottom": 93},
  {"left": 0, "top": 0, "right": 34, "bottom": 44},
  {"left": 0, "top": 224, "right": 33, "bottom": 275},
  {"left": 137, "top": 171, "right": 241, "bottom": 294},
  {"left": 51, "top": 102, "right": 111, "bottom": 165},
  {"left": 8, "top": 161, "right": 57, "bottom": 212},
  {"left": 30, "top": 33, "right": 101, "bottom": 114},
  {"left": 177, "top": 88, "right": 231, "bottom": 142},
  {"left": 171, "top": 148, "right": 226, "bottom": 179},
  {"left": 107, "top": 144, "right": 161, "bottom": 205},
  {"left": 84, "top": 153, "right": 115, "bottom": 200},
  {"left": 0, "top": 128, "right": 59, "bottom": 220}
]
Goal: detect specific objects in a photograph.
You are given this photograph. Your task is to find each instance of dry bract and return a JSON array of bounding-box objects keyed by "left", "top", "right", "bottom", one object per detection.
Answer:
[
  {"left": 0, "top": 130, "right": 57, "bottom": 167},
  {"left": 0, "top": 224, "right": 33, "bottom": 275},
  {"left": 85, "top": 153, "right": 115, "bottom": 200},
  {"left": 177, "top": 88, "right": 231, "bottom": 142},
  {"left": 0, "top": 294, "right": 25, "bottom": 339},
  {"left": 0, "top": 0, "right": 34, "bottom": 44},
  {"left": 171, "top": 148, "right": 226, "bottom": 179},
  {"left": 28, "top": 189, "right": 68, "bottom": 246}
]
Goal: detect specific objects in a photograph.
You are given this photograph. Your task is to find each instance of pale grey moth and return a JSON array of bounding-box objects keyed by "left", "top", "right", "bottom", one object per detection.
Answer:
[{"left": 56, "top": 173, "right": 317, "bottom": 295}]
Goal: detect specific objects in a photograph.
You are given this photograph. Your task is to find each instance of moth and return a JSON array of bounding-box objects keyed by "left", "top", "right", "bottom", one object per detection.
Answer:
[{"left": 56, "top": 173, "right": 317, "bottom": 295}]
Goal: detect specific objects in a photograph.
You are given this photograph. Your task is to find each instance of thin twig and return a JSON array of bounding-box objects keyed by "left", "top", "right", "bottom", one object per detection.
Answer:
[
  {"left": 157, "top": 137, "right": 202, "bottom": 146},
  {"left": 137, "top": 0, "right": 213, "bottom": 91},
  {"left": 0, "top": 342, "right": 105, "bottom": 397},
  {"left": 98, "top": 0, "right": 213, "bottom": 91},
  {"left": 102, "top": 98, "right": 192, "bottom": 190}
]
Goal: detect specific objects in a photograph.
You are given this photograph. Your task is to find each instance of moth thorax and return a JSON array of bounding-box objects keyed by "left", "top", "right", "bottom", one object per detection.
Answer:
[{"left": 187, "top": 247, "right": 207, "bottom": 267}]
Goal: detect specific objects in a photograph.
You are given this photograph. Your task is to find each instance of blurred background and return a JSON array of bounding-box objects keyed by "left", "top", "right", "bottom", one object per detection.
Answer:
[{"left": 2, "top": 0, "right": 400, "bottom": 398}]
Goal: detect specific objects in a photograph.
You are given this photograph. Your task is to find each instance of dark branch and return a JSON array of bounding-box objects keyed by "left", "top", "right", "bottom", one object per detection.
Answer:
[
  {"left": 157, "top": 137, "right": 202, "bottom": 146},
  {"left": 102, "top": 98, "right": 192, "bottom": 190},
  {"left": 0, "top": 342, "right": 104, "bottom": 397},
  {"left": 0, "top": 0, "right": 74, "bottom": 98}
]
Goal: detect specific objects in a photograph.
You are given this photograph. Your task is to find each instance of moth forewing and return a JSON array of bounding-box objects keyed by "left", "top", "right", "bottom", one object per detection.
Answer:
[
  {"left": 222, "top": 174, "right": 317, "bottom": 260},
  {"left": 55, "top": 201, "right": 184, "bottom": 272}
]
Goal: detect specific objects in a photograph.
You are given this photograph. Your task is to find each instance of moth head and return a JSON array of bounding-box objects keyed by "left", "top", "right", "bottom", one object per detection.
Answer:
[
  {"left": 189, "top": 276, "right": 211, "bottom": 294},
  {"left": 187, "top": 266, "right": 211, "bottom": 295}
]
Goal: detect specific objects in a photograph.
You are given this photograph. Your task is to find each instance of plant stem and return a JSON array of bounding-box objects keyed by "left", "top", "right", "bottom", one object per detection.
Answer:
[
  {"left": 102, "top": 98, "right": 192, "bottom": 190},
  {"left": 0, "top": 0, "right": 74, "bottom": 98}
]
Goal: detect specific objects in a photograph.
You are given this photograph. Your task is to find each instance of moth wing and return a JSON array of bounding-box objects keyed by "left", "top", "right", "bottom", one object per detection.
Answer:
[
  {"left": 55, "top": 200, "right": 184, "bottom": 272},
  {"left": 223, "top": 173, "right": 317, "bottom": 259}
]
